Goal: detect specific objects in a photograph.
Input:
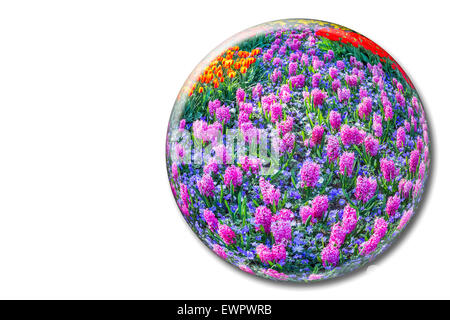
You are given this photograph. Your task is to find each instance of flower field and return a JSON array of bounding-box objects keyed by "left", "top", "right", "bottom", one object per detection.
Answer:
[{"left": 166, "top": 19, "right": 430, "bottom": 282}]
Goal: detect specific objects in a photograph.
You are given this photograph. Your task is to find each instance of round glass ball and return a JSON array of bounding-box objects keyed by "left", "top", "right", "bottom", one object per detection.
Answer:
[{"left": 166, "top": 19, "right": 430, "bottom": 282}]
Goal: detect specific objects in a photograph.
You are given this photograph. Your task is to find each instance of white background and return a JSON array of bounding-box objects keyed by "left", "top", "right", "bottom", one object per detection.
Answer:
[{"left": 0, "top": 0, "right": 447, "bottom": 299}]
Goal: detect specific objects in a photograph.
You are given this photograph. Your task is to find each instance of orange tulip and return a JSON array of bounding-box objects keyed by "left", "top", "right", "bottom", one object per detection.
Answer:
[
  {"left": 240, "top": 66, "right": 247, "bottom": 74},
  {"left": 198, "top": 87, "right": 204, "bottom": 93}
]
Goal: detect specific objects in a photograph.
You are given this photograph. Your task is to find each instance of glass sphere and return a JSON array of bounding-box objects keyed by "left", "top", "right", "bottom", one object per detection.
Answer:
[{"left": 166, "top": 19, "right": 430, "bottom": 282}]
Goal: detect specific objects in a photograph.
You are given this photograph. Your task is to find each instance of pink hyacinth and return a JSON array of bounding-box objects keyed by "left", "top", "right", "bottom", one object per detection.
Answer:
[
  {"left": 205, "top": 121, "right": 222, "bottom": 143},
  {"left": 270, "top": 103, "right": 283, "bottom": 123},
  {"left": 249, "top": 158, "right": 262, "bottom": 174},
  {"left": 271, "top": 244, "right": 287, "bottom": 262},
  {"left": 259, "top": 177, "right": 281, "bottom": 206},
  {"left": 312, "top": 73, "right": 321, "bottom": 87},
  {"left": 171, "top": 163, "right": 178, "bottom": 180},
  {"left": 208, "top": 99, "right": 221, "bottom": 117},
  {"left": 401, "top": 179, "right": 413, "bottom": 198},
  {"left": 419, "top": 161, "right": 426, "bottom": 180},
  {"left": 289, "top": 74, "right": 305, "bottom": 89},
  {"left": 252, "top": 83, "right": 263, "bottom": 99},
  {"left": 412, "top": 96, "right": 419, "bottom": 111},
  {"left": 312, "top": 57, "right": 323, "bottom": 70},
  {"left": 384, "top": 104, "right": 393, "bottom": 121},
  {"left": 355, "top": 176, "right": 377, "bottom": 203},
  {"left": 289, "top": 52, "right": 299, "bottom": 62},
  {"left": 271, "top": 220, "right": 292, "bottom": 245},
  {"left": 396, "top": 91, "right": 405, "bottom": 107},
  {"left": 396, "top": 127, "right": 406, "bottom": 149},
  {"left": 277, "top": 116, "right": 294, "bottom": 136},
  {"left": 180, "top": 183, "right": 190, "bottom": 208},
  {"left": 364, "top": 134, "right": 379, "bottom": 156},
  {"left": 311, "top": 88, "right": 327, "bottom": 106},
  {"left": 329, "top": 110, "right": 341, "bottom": 130},
  {"left": 300, "top": 160, "right": 321, "bottom": 188},
  {"left": 330, "top": 223, "right": 346, "bottom": 248},
  {"left": 380, "top": 158, "right": 396, "bottom": 182},
  {"left": 337, "top": 87, "right": 350, "bottom": 103},
  {"left": 213, "top": 244, "right": 227, "bottom": 259},
  {"left": 239, "top": 156, "right": 261, "bottom": 175},
  {"left": 339, "top": 152, "right": 355, "bottom": 176},
  {"left": 218, "top": 224, "right": 236, "bottom": 245},
  {"left": 329, "top": 67, "right": 338, "bottom": 79},
  {"left": 417, "top": 136, "right": 424, "bottom": 153},
  {"left": 359, "top": 234, "right": 380, "bottom": 256},
  {"left": 373, "top": 217, "right": 388, "bottom": 238},
  {"left": 326, "top": 135, "right": 340, "bottom": 162},
  {"left": 300, "top": 206, "right": 314, "bottom": 224},
  {"left": 413, "top": 179, "right": 422, "bottom": 198},
  {"left": 273, "top": 209, "right": 294, "bottom": 222},
  {"left": 300, "top": 53, "right": 309, "bottom": 65},
  {"left": 386, "top": 195, "right": 401, "bottom": 216},
  {"left": 321, "top": 244, "right": 340, "bottom": 267},
  {"left": 262, "top": 268, "right": 288, "bottom": 280},
  {"left": 197, "top": 173, "right": 215, "bottom": 197},
  {"left": 358, "top": 97, "right": 373, "bottom": 119},
  {"left": 302, "top": 91, "right": 310, "bottom": 101},
  {"left": 279, "top": 84, "right": 291, "bottom": 103},
  {"left": 214, "top": 145, "right": 230, "bottom": 165},
  {"left": 308, "top": 274, "right": 323, "bottom": 280},
  {"left": 179, "top": 119, "right": 186, "bottom": 131},
  {"left": 239, "top": 102, "right": 253, "bottom": 115},
  {"left": 236, "top": 88, "right": 246, "bottom": 104},
  {"left": 204, "top": 158, "right": 219, "bottom": 175},
  {"left": 203, "top": 209, "right": 218, "bottom": 231},
  {"left": 239, "top": 265, "right": 254, "bottom": 274},
  {"left": 332, "top": 79, "right": 341, "bottom": 91},
  {"left": 272, "top": 57, "right": 282, "bottom": 67},
  {"left": 175, "top": 143, "right": 185, "bottom": 159},
  {"left": 359, "top": 87, "right": 368, "bottom": 99},
  {"left": 404, "top": 120, "right": 411, "bottom": 132},
  {"left": 397, "top": 209, "right": 413, "bottom": 230},
  {"left": 372, "top": 113, "right": 383, "bottom": 137},
  {"left": 279, "top": 132, "right": 295, "bottom": 154},
  {"left": 328, "top": 49, "right": 335, "bottom": 59},
  {"left": 223, "top": 165, "right": 243, "bottom": 188},
  {"left": 342, "top": 205, "right": 357, "bottom": 234},
  {"left": 288, "top": 62, "right": 297, "bottom": 76},
  {"left": 255, "top": 206, "right": 272, "bottom": 233},
  {"left": 311, "top": 195, "right": 328, "bottom": 219},
  {"left": 256, "top": 244, "right": 273, "bottom": 264},
  {"left": 311, "top": 125, "right": 324, "bottom": 146},
  {"left": 239, "top": 155, "right": 251, "bottom": 172},
  {"left": 345, "top": 74, "right": 358, "bottom": 87},
  {"left": 192, "top": 119, "right": 209, "bottom": 141},
  {"left": 409, "top": 149, "right": 420, "bottom": 173},
  {"left": 240, "top": 122, "right": 259, "bottom": 144},
  {"left": 340, "top": 124, "right": 365, "bottom": 146},
  {"left": 216, "top": 105, "right": 231, "bottom": 123},
  {"left": 271, "top": 68, "right": 281, "bottom": 82},
  {"left": 180, "top": 203, "right": 189, "bottom": 216}
]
